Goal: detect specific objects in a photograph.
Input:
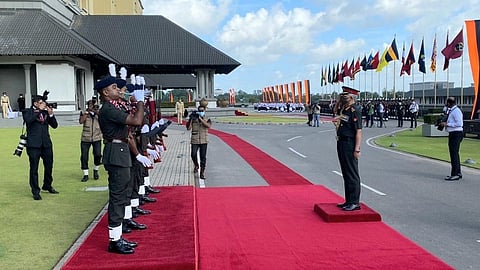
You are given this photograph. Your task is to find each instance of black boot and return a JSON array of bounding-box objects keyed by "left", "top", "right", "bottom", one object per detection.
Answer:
[
  {"left": 93, "top": 170, "right": 99, "bottom": 180},
  {"left": 200, "top": 168, "right": 206, "bottom": 179},
  {"left": 120, "top": 237, "right": 138, "bottom": 248},
  {"left": 108, "top": 240, "right": 135, "bottom": 254},
  {"left": 133, "top": 206, "right": 151, "bottom": 215},
  {"left": 193, "top": 161, "right": 199, "bottom": 173},
  {"left": 124, "top": 218, "right": 147, "bottom": 230},
  {"left": 81, "top": 175, "right": 88, "bottom": 182},
  {"left": 146, "top": 185, "right": 160, "bottom": 194},
  {"left": 141, "top": 195, "right": 157, "bottom": 203}
]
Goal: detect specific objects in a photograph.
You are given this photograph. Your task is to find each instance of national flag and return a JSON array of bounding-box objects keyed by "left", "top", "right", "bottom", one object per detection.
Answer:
[
  {"left": 403, "top": 42, "right": 416, "bottom": 75},
  {"left": 328, "top": 65, "right": 332, "bottom": 84},
  {"left": 376, "top": 47, "right": 389, "bottom": 72},
  {"left": 443, "top": 31, "right": 449, "bottom": 70},
  {"left": 348, "top": 58, "right": 355, "bottom": 79},
  {"left": 442, "top": 28, "right": 464, "bottom": 70},
  {"left": 332, "top": 64, "right": 337, "bottom": 83},
  {"left": 366, "top": 53, "right": 374, "bottom": 69},
  {"left": 360, "top": 55, "right": 367, "bottom": 71},
  {"left": 419, "top": 38, "right": 426, "bottom": 73},
  {"left": 385, "top": 38, "right": 399, "bottom": 62},
  {"left": 400, "top": 42, "right": 406, "bottom": 76},
  {"left": 465, "top": 20, "right": 480, "bottom": 119},
  {"left": 342, "top": 60, "right": 352, "bottom": 79},
  {"left": 430, "top": 35, "right": 437, "bottom": 72},
  {"left": 337, "top": 62, "right": 344, "bottom": 83},
  {"left": 321, "top": 66, "right": 327, "bottom": 86},
  {"left": 370, "top": 51, "right": 380, "bottom": 69},
  {"left": 353, "top": 57, "right": 361, "bottom": 76}
]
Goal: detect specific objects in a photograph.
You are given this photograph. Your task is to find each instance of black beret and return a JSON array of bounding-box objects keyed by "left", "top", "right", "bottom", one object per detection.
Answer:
[
  {"left": 94, "top": 76, "right": 116, "bottom": 91},
  {"left": 116, "top": 78, "right": 127, "bottom": 89}
]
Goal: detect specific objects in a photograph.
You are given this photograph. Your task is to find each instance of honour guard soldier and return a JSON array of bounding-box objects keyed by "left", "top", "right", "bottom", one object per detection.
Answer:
[
  {"left": 333, "top": 86, "right": 362, "bottom": 211},
  {"left": 97, "top": 64, "right": 146, "bottom": 254}
]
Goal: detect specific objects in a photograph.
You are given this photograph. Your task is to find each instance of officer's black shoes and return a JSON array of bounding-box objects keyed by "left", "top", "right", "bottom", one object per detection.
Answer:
[
  {"left": 336, "top": 202, "right": 347, "bottom": 208},
  {"left": 42, "top": 187, "right": 59, "bottom": 194},
  {"left": 120, "top": 237, "right": 138, "bottom": 248},
  {"left": 33, "top": 194, "right": 42, "bottom": 200},
  {"left": 108, "top": 240, "right": 135, "bottom": 254},
  {"left": 124, "top": 218, "right": 147, "bottom": 230},
  {"left": 200, "top": 169, "right": 206, "bottom": 179},
  {"left": 133, "top": 207, "right": 151, "bottom": 215},
  {"left": 141, "top": 195, "right": 157, "bottom": 203},
  {"left": 93, "top": 170, "right": 99, "bottom": 180},
  {"left": 342, "top": 203, "right": 361, "bottom": 211},
  {"left": 145, "top": 185, "right": 160, "bottom": 194},
  {"left": 81, "top": 175, "right": 89, "bottom": 182},
  {"left": 193, "top": 165, "right": 199, "bottom": 173},
  {"left": 122, "top": 225, "right": 132, "bottom": 234}
]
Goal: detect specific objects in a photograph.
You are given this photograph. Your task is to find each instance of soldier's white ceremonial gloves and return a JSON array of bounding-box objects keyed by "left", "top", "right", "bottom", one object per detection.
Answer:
[
  {"left": 146, "top": 149, "right": 160, "bottom": 159},
  {"left": 140, "top": 124, "right": 149, "bottom": 134},
  {"left": 151, "top": 120, "right": 160, "bottom": 129},
  {"left": 133, "top": 90, "right": 144, "bottom": 102},
  {"left": 136, "top": 154, "right": 152, "bottom": 167}
]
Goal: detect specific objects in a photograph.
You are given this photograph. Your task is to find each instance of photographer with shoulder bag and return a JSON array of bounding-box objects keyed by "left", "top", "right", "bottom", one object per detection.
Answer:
[
  {"left": 186, "top": 105, "right": 211, "bottom": 179},
  {"left": 23, "top": 93, "right": 59, "bottom": 200}
]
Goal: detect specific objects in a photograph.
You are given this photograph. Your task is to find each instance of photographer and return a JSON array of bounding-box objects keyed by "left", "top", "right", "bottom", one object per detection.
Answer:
[
  {"left": 23, "top": 94, "right": 59, "bottom": 200},
  {"left": 79, "top": 99, "right": 102, "bottom": 182},
  {"left": 438, "top": 97, "right": 464, "bottom": 181},
  {"left": 186, "top": 105, "right": 211, "bottom": 179}
]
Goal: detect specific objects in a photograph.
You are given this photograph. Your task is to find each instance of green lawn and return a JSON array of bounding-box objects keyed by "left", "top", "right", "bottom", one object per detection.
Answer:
[
  {"left": 0, "top": 126, "right": 108, "bottom": 270},
  {"left": 374, "top": 127, "right": 480, "bottom": 169}
]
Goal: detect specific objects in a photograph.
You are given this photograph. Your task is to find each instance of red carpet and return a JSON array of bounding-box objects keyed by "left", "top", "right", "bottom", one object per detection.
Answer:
[
  {"left": 62, "top": 186, "right": 195, "bottom": 270},
  {"left": 209, "top": 129, "right": 311, "bottom": 185},
  {"left": 197, "top": 185, "right": 453, "bottom": 270}
]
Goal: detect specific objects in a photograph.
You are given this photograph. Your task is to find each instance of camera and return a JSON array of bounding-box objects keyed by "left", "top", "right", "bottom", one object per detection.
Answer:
[
  {"left": 190, "top": 111, "right": 199, "bottom": 119},
  {"left": 47, "top": 102, "right": 57, "bottom": 109},
  {"left": 13, "top": 134, "right": 27, "bottom": 157},
  {"left": 435, "top": 114, "right": 448, "bottom": 131}
]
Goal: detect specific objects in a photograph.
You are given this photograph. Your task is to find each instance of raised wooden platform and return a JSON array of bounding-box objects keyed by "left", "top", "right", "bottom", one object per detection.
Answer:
[{"left": 314, "top": 203, "right": 382, "bottom": 223}]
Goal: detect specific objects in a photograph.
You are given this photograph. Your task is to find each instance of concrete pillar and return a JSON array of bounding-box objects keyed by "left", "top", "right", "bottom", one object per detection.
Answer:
[{"left": 23, "top": 64, "right": 32, "bottom": 108}]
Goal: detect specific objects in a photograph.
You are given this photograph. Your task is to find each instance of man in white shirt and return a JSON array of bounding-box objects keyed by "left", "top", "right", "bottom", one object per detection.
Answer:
[
  {"left": 438, "top": 97, "right": 463, "bottom": 181},
  {"left": 409, "top": 100, "right": 419, "bottom": 128}
]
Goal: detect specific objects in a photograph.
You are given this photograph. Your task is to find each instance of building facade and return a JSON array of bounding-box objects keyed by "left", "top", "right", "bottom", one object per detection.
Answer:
[{"left": 78, "top": 0, "right": 143, "bottom": 15}]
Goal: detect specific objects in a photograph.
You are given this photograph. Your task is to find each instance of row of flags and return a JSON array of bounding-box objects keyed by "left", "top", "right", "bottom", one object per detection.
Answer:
[
  {"left": 319, "top": 28, "right": 464, "bottom": 86},
  {"left": 262, "top": 80, "right": 311, "bottom": 103}
]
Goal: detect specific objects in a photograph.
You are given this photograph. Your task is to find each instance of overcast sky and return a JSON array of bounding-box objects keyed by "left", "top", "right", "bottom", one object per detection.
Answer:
[{"left": 143, "top": 0, "right": 480, "bottom": 95}]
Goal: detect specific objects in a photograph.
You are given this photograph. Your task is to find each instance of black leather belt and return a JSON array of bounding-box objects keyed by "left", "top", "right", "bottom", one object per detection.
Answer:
[{"left": 337, "top": 136, "right": 353, "bottom": 141}]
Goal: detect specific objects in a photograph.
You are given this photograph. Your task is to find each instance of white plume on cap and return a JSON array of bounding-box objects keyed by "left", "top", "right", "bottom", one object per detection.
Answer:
[
  {"left": 130, "top": 74, "right": 136, "bottom": 85},
  {"left": 119, "top": 67, "right": 127, "bottom": 80},
  {"left": 108, "top": 64, "right": 116, "bottom": 77},
  {"left": 135, "top": 76, "right": 141, "bottom": 85}
]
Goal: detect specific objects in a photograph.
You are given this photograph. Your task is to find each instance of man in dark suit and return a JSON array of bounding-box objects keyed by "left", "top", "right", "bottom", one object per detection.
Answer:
[{"left": 23, "top": 94, "right": 59, "bottom": 200}]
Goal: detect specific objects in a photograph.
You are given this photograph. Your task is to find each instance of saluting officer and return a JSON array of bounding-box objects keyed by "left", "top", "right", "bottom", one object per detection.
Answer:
[
  {"left": 333, "top": 86, "right": 363, "bottom": 211},
  {"left": 96, "top": 71, "right": 146, "bottom": 254}
]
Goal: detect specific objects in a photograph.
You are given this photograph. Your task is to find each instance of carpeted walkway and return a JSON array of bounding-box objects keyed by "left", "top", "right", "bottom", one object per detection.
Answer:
[{"left": 62, "top": 186, "right": 195, "bottom": 270}]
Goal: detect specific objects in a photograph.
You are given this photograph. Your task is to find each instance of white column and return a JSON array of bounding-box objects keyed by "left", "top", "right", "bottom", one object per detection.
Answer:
[{"left": 23, "top": 65, "right": 32, "bottom": 108}]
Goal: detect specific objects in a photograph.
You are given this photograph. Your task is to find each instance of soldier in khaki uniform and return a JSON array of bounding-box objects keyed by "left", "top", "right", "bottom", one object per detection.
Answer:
[
  {"left": 186, "top": 105, "right": 211, "bottom": 179},
  {"left": 79, "top": 99, "right": 102, "bottom": 181},
  {"left": 1, "top": 91, "right": 11, "bottom": 118},
  {"left": 175, "top": 98, "right": 185, "bottom": 125}
]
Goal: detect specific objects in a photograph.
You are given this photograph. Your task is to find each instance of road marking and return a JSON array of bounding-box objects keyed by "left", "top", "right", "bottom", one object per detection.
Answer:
[
  {"left": 287, "top": 135, "right": 302, "bottom": 142},
  {"left": 476, "top": 239, "right": 480, "bottom": 243},
  {"left": 288, "top": 147, "right": 307, "bottom": 158},
  {"left": 332, "top": 170, "right": 387, "bottom": 196}
]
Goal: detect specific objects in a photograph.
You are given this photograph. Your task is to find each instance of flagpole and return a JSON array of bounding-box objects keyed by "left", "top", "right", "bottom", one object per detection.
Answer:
[
  {"left": 393, "top": 61, "right": 396, "bottom": 99},
  {"left": 461, "top": 49, "right": 464, "bottom": 109},
  {"left": 434, "top": 67, "right": 437, "bottom": 108},
  {"left": 446, "top": 68, "right": 450, "bottom": 99},
  {"left": 385, "top": 66, "right": 388, "bottom": 98}
]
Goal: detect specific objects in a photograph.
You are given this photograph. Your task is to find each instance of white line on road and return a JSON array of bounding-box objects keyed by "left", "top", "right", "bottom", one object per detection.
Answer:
[
  {"left": 287, "top": 135, "right": 302, "bottom": 142},
  {"left": 288, "top": 147, "right": 307, "bottom": 158},
  {"left": 332, "top": 170, "right": 387, "bottom": 196}
]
